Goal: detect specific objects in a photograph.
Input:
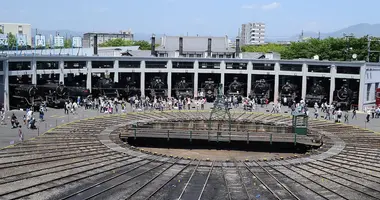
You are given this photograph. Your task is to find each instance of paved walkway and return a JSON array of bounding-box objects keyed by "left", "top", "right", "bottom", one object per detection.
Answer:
[
  {"left": 1, "top": 103, "right": 379, "bottom": 149},
  {"left": 0, "top": 107, "right": 104, "bottom": 149}
]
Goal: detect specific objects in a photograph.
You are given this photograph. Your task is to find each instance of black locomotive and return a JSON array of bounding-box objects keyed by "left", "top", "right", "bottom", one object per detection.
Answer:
[
  {"left": 227, "top": 77, "right": 244, "bottom": 97},
  {"left": 200, "top": 78, "right": 217, "bottom": 101},
  {"left": 333, "top": 84, "right": 354, "bottom": 110},
  {"left": 9, "top": 83, "right": 42, "bottom": 109},
  {"left": 250, "top": 79, "right": 271, "bottom": 102},
  {"left": 92, "top": 77, "right": 120, "bottom": 98},
  {"left": 39, "top": 81, "right": 69, "bottom": 108},
  {"left": 146, "top": 76, "right": 167, "bottom": 98},
  {"left": 280, "top": 81, "right": 298, "bottom": 104},
  {"left": 122, "top": 76, "right": 140, "bottom": 98},
  {"left": 305, "top": 81, "right": 327, "bottom": 106},
  {"left": 174, "top": 77, "right": 193, "bottom": 100}
]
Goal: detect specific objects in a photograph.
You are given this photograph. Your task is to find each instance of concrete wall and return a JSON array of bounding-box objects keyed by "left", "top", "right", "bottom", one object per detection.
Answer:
[
  {"left": 363, "top": 65, "right": 380, "bottom": 106},
  {"left": 0, "top": 75, "right": 3, "bottom": 107}
]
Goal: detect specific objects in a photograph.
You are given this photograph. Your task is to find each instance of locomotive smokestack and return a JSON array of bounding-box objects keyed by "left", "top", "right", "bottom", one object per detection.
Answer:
[
  {"left": 179, "top": 37, "right": 183, "bottom": 56},
  {"left": 151, "top": 34, "right": 156, "bottom": 56},
  {"left": 207, "top": 38, "right": 212, "bottom": 57},
  {"left": 93, "top": 34, "right": 98, "bottom": 56},
  {"left": 235, "top": 37, "right": 241, "bottom": 58}
]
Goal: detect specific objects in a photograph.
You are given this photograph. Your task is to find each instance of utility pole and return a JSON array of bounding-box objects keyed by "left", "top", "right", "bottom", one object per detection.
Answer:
[
  {"left": 367, "top": 35, "right": 380, "bottom": 62},
  {"left": 343, "top": 33, "right": 354, "bottom": 61},
  {"left": 299, "top": 30, "right": 304, "bottom": 42},
  {"left": 318, "top": 31, "right": 321, "bottom": 40}
]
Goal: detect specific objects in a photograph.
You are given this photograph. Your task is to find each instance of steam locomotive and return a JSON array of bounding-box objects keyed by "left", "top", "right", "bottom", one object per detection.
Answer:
[
  {"left": 38, "top": 81, "right": 69, "bottom": 108},
  {"left": 280, "top": 81, "right": 298, "bottom": 104},
  {"left": 200, "top": 78, "right": 218, "bottom": 101},
  {"left": 9, "top": 84, "right": 43, "bottom": 109},
  {"left": 146, "top": 76, "right": 167, "bottom": 98},
  {"left": 250, "top": 79, "right": 271, "bottom": 102},
  {"left": 174, "top": 77, "right": 193, "bottom": 100},
  {"left": 122, "top": 77, "right": 140, "bottom": 98},
  {"left": 333, "top": 84, "right": 354, "bottom": 110},
  {"left": 226, "top": 77, "right": 244, "bottom": 97},
  {"left": 92, "top": 77, "right": 120, "bottom": 98},
  {"left": 305, "top": 81, "right": 327, "bottom": 106}
]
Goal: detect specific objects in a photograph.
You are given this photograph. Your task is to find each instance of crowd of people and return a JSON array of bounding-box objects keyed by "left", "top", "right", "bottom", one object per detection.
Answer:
[{"left": 1, "top": 94, "right": 378, "bottom": 143}]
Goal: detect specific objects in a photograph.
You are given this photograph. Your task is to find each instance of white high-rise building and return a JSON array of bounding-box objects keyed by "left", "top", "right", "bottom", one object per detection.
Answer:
[{"left": 240, "top": 22, "right": 265, "bottom": 45}]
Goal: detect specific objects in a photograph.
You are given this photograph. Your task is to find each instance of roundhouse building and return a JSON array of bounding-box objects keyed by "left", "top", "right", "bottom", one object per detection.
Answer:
[
  {"left": 0, "top": 55, "right": 379, "bottom": 111},
  {"left": 0, "top": 35, "right": 379, "bottom": 111}
]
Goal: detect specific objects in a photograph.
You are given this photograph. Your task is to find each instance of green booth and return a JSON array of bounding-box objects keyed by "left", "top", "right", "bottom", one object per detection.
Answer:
[{"left": 292, "top": 112, "right": 308, "bottom": 135}]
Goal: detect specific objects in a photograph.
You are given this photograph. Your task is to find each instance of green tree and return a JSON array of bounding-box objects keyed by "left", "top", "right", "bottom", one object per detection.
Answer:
[
  {"left": 98, "top": 39, "right": 156, "bottom": 50},
  {"left": 99, "top": 38, "right": 133, "bottom": 47},
  {"left": 133, "top": 40, "right": 151, "bottom": 50},
  {"left": 0, "top": 29, "right": 3, "bottom": 34},
  {"left": 64, "top": 38, "right": 72, "bottom": 48},
  {"left": 241, "top": 43, "right": 287, "bottom": 54},
  {"left": 7, "top": 32, "right": 16, "bottom": 48}
]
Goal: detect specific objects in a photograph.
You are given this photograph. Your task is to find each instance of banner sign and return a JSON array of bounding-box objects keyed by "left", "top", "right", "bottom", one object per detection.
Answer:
[
  {"left": 35, "top": 35, "right": 46, "bottom": 47},
  {"left": 16, "top": 34, "right": 27, "bottom": 46},
  {"left": 54, "top": 36, "right": 64, "bottom": 47},
  {"left": 72, "top": 37, "right": 82, "bottom": 48},
  {"left": 0, "top": 34, "right": 8, "bottom": 46}
]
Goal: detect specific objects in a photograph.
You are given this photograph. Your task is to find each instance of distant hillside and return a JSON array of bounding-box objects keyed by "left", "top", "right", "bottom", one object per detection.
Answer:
[
  {"left": 35, "top": 23, "right": 380, "bottom": 43},
  {"left": 285, "top": 23, "right": 380, "bottom": 42},
  {"left": 32, "top": 29, "right": 163, "bottom": 42},
  {"left": 32, "top": 29, "right": 84, "bottom": 38}
]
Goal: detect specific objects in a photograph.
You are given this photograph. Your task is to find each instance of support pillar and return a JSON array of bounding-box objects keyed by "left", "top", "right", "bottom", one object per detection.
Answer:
[
  {"left": 167, "top": 60, "right": 172, "bottom": 98},
  {"left": 358, "top": 65, "right": 366, "bottom": 111},
  {"left": 59, "top": 60, "right": 64, "bottom": 84},
  {"left": 329, "top": 65, "right": 336, "bottom": 105},
  {"left": 140, "top": 61, "right": 145, "bottom": 97},
  {"left": 31, "top": 60, "right": 37, "bottom": 85},
  {"left": 194, "top": 61, "right": 199, "bottom": 98},
  {"left": 247, "top": 62, "right": 253, "bottom": 97},
  {"left": 220, "top": 61, "right": 225, "bottom": 90},
  {"left": 301, "top": 63, "right": 308, "bottom": 100},
  {"left": 86, "top": 61, "right": 92, "bottom": 92},
  {"left": 274, "top": 62, "right": 280, "bottom": 103},
  {"left": 3, "top": 60, "right": 9, "bottom": 111},
  {"left": 113, "top": 60, "right": 119, "bottom": 83}
]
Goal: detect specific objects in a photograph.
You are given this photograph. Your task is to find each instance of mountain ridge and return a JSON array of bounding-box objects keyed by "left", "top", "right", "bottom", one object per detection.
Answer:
[{"left": 32, "top": 23, "right": 380, "bottom": 42}]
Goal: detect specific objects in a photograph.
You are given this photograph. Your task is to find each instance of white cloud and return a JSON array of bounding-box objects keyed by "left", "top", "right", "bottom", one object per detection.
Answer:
[
  {"left": 242, "top": 2, "right": 280, "bottom": 10},
  {"left": 261, "top": 2, "right": 280, "bottom": 10},
  {"left": 241, "top": 4, "right": 257, "bottom": 9}
]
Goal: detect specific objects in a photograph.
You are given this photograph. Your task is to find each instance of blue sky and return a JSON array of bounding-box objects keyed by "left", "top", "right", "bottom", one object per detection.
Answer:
[{"left": 2, "top": 0, "right": 380, "bottom": 38}]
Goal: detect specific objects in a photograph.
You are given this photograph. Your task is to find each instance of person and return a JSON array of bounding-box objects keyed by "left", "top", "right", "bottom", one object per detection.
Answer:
[
  {"left": 314, "top": 108, "right": 319, "bottom": 119},
  {"left": 352, "top": 108, "right": 357, "bottom": 119},
  {"left": 366, "top": 108, "right": 371, "bottom": 123},
  {"left": 18, "top": 125, "right": 23, "bottom": 141},
  {"left": 0, "top": 110, "right": 5, "bottom": 125},
  {"left": 39, "top": 108, "right": 44, "bottom": 121},
  {"left": 29, "top": 116, "right": 36, "bottom": 129},
  {"left": 11, "top": 113, "right": 19, "bottom": 128},
  {"left": 23, "top": 115, "right": 26, "bottom": 125},
  {"left": 336, "top": 108, "right": 342, "bottom": 123},
  {"left": 344, "top": 111, "right": 349, "bottom": 123}
]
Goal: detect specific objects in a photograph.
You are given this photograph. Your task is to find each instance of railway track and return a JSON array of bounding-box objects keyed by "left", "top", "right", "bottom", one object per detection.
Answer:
[{"left": 0, "top": 111, "right": 379, "bottom": 200}]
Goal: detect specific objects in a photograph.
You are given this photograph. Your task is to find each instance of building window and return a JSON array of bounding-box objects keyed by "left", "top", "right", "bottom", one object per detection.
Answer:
[
  {"left": 196, "top": 54, "right": 202, "bottom": 57},
  {"left": 376, "top": 82, "right": 379, "bottom": 89},
  {"left": 219, "top": 55, "right": 223, "bottom": 58},
  {"left": 189, "top": 54, "right": 194, "bottom": 58},
  {"left": 212, "top": 54, "right": 217, "bottom": 58},
  {"left": 18, "top": 25, "right": 23, "bottom": 34},
  {"left": 367, "top": 83, "right": 372, "bottom": 101}
]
